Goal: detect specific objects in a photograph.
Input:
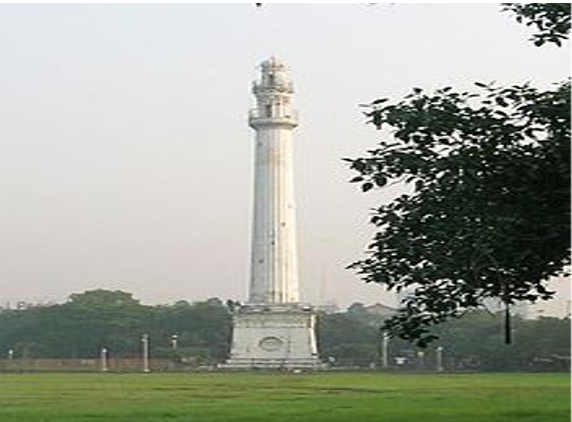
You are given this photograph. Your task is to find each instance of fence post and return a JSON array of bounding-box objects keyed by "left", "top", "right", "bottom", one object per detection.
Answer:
[
  {"left": 436, "top": 346, "right": 444, "bottom": 372},
  {"left": 100, "top": 348, "right": 108, "bottom": 372},
  {"left": 142, "top": 334, "right": 150, "bottom": 373}
]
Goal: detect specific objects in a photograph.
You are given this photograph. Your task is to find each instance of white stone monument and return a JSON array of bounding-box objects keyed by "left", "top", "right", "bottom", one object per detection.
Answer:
[{"left": 224, "top": 57, "right": 320, "bottom": 369}]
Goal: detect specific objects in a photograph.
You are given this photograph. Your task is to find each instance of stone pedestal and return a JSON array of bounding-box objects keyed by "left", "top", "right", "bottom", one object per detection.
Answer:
[{"left": 223, "top": 303, "right": 320, "bottom": 369}]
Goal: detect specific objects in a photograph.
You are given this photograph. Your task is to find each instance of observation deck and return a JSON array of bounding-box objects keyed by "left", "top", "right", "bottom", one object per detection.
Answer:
[
  {"left": 252, "top": 80, "right": 294, "bottom": 95},
  {"left": 248, "top": 108, "right": 299, "bottom": 128}
]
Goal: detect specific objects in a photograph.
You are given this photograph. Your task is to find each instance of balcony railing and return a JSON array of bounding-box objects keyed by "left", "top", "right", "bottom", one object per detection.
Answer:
[
  {"left": 252, "top": 81, "right": 294, "bottom": 93},
  {"left": 248, "top": 109, "right": 299, "bottom": 126}
]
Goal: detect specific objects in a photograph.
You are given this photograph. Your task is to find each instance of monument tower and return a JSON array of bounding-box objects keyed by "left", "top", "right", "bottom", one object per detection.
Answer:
[{"left": 225, "top": 57, "right": 320, "bottom": 369}]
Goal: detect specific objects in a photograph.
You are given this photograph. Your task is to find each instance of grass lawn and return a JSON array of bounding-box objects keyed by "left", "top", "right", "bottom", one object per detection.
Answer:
[{"left": 0, "top": 372, "right": 568, "bottom": 421}]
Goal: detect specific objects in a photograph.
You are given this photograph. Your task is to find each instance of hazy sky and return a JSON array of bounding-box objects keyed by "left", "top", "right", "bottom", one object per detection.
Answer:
[{"left": 0, "top": 4, "right": 569, "bottom": 311}]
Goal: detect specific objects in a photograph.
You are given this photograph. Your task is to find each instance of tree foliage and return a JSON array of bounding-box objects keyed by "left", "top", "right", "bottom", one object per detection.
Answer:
[
  {"left": 347, "top": 81, "right": 570, "bottom": 346},
  {"left": 0, "top": 293, "right": 569, "bottom": 371},
  {"left": 318, "top": 305, "right": 570, "bottom": 371},
  {"left": 0, "top": 290, "right": 231, "bottom": 361},
  {"left": 503, "top": 3, "right": 571, "bottom": 46},
  {"left": 432, "top": 311, "right": 571, "bottom": 371},
  {"left": 347, "top": 3, "right": 570, "bottom": 346}
]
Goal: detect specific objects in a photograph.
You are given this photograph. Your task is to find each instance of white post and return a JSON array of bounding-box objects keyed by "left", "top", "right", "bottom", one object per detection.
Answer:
[
  {"left": 436, "top": 346, "right": 444, "bottom": 372},
  {"left": 8, "top": 349, "right": 13, "bottom": 360},
  {"left": 381, "top": 332, "right": 389, "bottom": 369},
  {"left": 141, "top": 334, "right": 150, "bottom": 373},
  {"left": 417, "top": 350, "right": 425, "bottom": 370},
  {"left": 171, "top": 334, "right": 178, "bottom": 350},
  {"left": 101, "top": 347, "right": 108, "bottom": 372}
]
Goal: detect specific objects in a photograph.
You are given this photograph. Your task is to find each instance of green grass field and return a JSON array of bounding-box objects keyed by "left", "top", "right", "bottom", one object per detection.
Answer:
[{"left": 0, "top": 372, "right": 568, "bottom": 421}]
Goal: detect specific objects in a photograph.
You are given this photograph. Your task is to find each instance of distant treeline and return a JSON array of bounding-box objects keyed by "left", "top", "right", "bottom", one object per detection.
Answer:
[{"left": 0, "top": 289, "right": 569, "bottom": 371}]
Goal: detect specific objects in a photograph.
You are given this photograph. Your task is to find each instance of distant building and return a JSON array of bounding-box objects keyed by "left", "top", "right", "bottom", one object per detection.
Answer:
[
  {"left": 400, "top": 294, "right": 532, "bottom": 319},
  {"left": 482, "top": 298, "right": 530, "bottom": 319},
  {"left": 345, "top": 302, "right": 397, "bottom": 327},
  {"left": 364, "top": 303, "right": 397, "bottom": 319},
  {"left": 396, "top": 287, "right": 415, "bottom": 308},
  {"left": 316, "top": 302, "right": 340, "bottom": 314}
]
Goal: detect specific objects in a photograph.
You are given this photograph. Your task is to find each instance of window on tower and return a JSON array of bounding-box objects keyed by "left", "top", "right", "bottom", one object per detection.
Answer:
[{"left": 265, "top": 104, "right": 272, "bottom": 117}]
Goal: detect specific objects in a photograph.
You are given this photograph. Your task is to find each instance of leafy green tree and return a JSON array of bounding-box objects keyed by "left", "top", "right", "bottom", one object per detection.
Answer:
[
  {"left": 68, "top": 289, "right": 141, "bottom": 308},
  {"left": 348, "top": 82, "right": 570, "bottom": 346},
  {"left": 1, "top": 292, "right": 569, "bottom": 371},
  {"left": 0, "top": 290, "right": 232, "bottom": 361},
  {"left": 502, "top": 3, "right": 571, "bottom": 46},
  {"left": 319, "top": 305, "right": 570, "bottom": 370},
  {"left": 431, "top": 311, "right": 571, "bottom": 371},
  {"left": 347, "top": 4, "right": 570, "bottom": 346},
  {"left": 317, "top": 311, "right": 378, "bottom": 366}
]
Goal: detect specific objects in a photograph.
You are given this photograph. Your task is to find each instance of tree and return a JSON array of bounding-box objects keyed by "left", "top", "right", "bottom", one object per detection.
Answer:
[
  {"left": 317, "top": 310, "right": 378, "bottom": 366},
  {"left": 502, "top": 3, "right": 571, "bottom": 47},
  {"left": 320, "top": 306, "right": 570, "bottom": 371},
  {"left": 68, "top": 289, "right": 141, "bottom": 308},
  {"left": 431, "top": 311, "right": 571, "bottom": 371},
  {"left": 347, "top": 4, "right": 570, "bottom": 347},
  {"left": 0, "top": 290, "right": 232, "bottom": 361}
]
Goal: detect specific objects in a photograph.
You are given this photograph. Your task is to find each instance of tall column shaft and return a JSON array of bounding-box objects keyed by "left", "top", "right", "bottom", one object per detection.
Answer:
[
  {"left": 249, "top": 125, "right": 299, "bottom": 303},
  {"left": 247, "top": 56, "right": 300, "bottom": 304}
]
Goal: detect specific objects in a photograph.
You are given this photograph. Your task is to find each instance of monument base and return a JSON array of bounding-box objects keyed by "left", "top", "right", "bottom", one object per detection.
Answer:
[{"left": 222, "top": 303, "right": 321, "bottom": 369}]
